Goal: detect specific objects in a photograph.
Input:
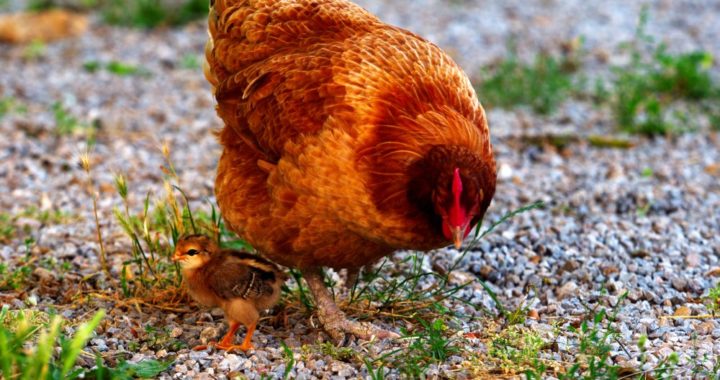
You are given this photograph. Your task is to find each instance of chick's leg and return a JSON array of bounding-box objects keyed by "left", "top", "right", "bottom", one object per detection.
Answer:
[
  {"left": 237, "top": 322, "right": 256, "bottom": 351},
  {"left": 215, "top": 321, "right": 240, "bottom": 349},
  {"left": 215, "top": 321, "right": 256, "bottom": 352},
  {"left": 303, "top": 268, "right": 399, "bottom": 343}
]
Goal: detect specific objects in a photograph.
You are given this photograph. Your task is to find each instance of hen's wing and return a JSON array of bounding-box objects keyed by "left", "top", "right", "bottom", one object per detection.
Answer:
[
  {"left": 205, "top": 0, "right": 381, "bottom": 160},
  {"left": 206, "top": 252, "right": 278, "bottom": 300}
]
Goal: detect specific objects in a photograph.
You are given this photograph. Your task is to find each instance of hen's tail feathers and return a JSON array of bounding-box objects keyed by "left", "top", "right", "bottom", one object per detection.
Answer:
[{"left": 203, "top": 0, "right": 222, "bottom": 94}]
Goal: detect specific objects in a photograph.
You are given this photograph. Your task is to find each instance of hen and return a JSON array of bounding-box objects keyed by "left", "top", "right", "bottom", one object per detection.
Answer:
[{"left": 205, "top": 0, "right": 496, "bottom": 341}]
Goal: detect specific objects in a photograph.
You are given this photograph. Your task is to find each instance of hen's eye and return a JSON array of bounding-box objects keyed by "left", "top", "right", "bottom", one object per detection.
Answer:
[{"left": 186, "top": 249, "right": 199, "bottom": 256}]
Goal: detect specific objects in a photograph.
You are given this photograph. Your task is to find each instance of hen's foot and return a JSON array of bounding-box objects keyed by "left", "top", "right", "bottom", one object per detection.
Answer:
[{"left": 303, "top": 268, "right": 399, "bottom": 343}]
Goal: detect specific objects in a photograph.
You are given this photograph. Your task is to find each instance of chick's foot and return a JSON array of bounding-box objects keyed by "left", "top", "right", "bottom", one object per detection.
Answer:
[{"left": 303, "top": 268, "right": 399, "bottom": 343}]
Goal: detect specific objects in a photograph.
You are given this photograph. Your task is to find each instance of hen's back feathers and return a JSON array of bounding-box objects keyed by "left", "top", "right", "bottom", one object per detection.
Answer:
[{"left": 205, "top": 0, "right": 486, "bottom": 160}]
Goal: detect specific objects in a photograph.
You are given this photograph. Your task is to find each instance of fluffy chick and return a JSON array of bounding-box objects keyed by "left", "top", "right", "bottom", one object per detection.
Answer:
[{"left": 173, "top": 234, "right": 287, "bottom": 352}]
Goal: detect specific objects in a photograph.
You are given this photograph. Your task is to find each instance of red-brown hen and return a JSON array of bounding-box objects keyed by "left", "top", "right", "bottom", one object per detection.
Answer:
[{"left": 205, "top": 0, "right": 496, "bottom": 341}]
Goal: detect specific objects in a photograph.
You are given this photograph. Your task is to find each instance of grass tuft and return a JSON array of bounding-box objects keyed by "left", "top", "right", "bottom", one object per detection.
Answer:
[
  {"left": 80, "top": 150, "right": 109, "bottom": 276},
  {"left": 0, "top": 306, "right": 104, "bottom": 379},
  {"left": 608, "top": 7, "right": 720, "bottom": 135},
  {"left": 478, "top": 49, "right": 577, "bottom": 114},
  {"left": 83, "top": 60, "right": 151, "bottom": 76},
  {"left": 102, "top": 0, "right": 207, "bottom": 28}
]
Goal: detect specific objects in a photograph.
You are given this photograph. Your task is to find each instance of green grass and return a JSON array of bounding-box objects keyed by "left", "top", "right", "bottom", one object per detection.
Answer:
[
  {"left": 0, "top": 212, "right": 16, "bottom": 243},
  {"left": 0, "top": 97, "right": 28, "bottom": 120},
  {"left": 22, "top": 40, "right": 47, "bottom": 60},
  {"left": 478, "top": 50, "right": 578, "bottom": 114},
  {"left": 0, "top": 263, "right": 32, "bottom": 291},
  {"left": 476, "top": 9, "right": 720, "bottom": 135},
  {"left": 52, "top": 102, "right": 99, "bottom": 143},
  {"left": 351, "top": 317, "right": 459, "bottom": 378},
  {"left": 602, "top": 8, "right": 720, "bottom": 135},
  {"left": 488, "top": 324, "right": 546, "bottom": 375},
  {"left": 0, "top": 306, "right": 172, "bottom": 379},
  {"left": 180, "top": 54, "right": 201, "bottom": 70},
  {"left": 21, "top": 0, "right": 206, "bottom": 28},
  {"left": 280, "top": 341, "right": 295, "bottom": 380},
  {"left": 0, "top": 306, "right": 104, "bottom": 379},
  {"left": 83, "top": 60, "right": 150, "bottom": 76},
  {"left": 102, "top": 0, "right": 207, "bottom": 28},
  {"left": 110, "top": 145, "right": 241, "bottom": 300},
  {"left": 705, "top": 282, "right": 720, "bottom": 315}
]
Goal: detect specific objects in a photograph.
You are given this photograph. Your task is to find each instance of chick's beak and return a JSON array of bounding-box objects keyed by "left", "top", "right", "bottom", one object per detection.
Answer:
[{"left": 172, "top": 254, "right": 183, "bottom": 262}]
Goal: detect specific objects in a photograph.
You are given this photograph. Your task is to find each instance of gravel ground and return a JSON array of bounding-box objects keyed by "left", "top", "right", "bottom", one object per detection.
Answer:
[{"left": 1, "top": 0, "right": 720, "bottom": 378}]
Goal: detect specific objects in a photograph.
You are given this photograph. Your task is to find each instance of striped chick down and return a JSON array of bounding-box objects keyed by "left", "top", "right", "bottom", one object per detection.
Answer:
[{"left": 173, "top": 234, "right": 287, "bottom": 352}]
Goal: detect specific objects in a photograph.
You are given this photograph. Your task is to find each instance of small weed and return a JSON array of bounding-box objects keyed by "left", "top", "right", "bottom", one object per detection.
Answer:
[
  {"left": 488, "top": 325, "right": 546, "bottom": 374},
  {"left": 102, "top": 0, "right": 207, "bottom": 28},
  {"left": 27, "top": 0, "right": 54, "bottom": 10},
  {"left": 0, "top": 306, "right": 104, "bottom": 379},
  {"left": 345, "top": 251, "right": 470, "bottom": 321},
  {"left": 89, "top": 358, "right": 173, "bottom": 379},
  {"left": 281, "top": 341, "right": 295, "bottom": 380},
  {"left": 80, "top": 151, "right": 109, "bottom": 275},
  {"left": 609, "top": 7, "right": 720, "bottom": 135},
  {"left": 180, "top": 54, "right": 201, "bottom": 70},
  {"left": 0, "top": 213, "right": 15, "bottom": 243},
  {"left": 139, "top": 325, "right": 186, "bottom": 351},
  {"left": 0, "top": 97, "right": 27, "bottom": 119},
  {"left": 704, "top": 282, "right": 720, "bottom": 314},
  {"left": 53, "top": 102, "right": 82, "bottom": 135},
  {"left": 366, "top": 317, "right": 459, "bottom": 377},
  {"left": 83, "top": 60, "right": 150, "bottom": 76},
  {"left": 319, "top": 342, "right": 355, "bottom": 362},
  {"left": 0, "top": 263, "right": 32, "bottom": 291},
  {"left": 22, "top": 40, "right": 47, "bottom": 60},
  {"left": 107, "top": 61, "right": 148, "bottom": 76},
  {"left": 478, "top": 46, "right": 579, "bottom": 114},
  {"left": 53, "top": 102, "right": 99, "bottom": 143},
  {"left": 363, "top": 356, "right": 387, "bottom": 380},
  {"left": 20, "top": 206, "right": 74, "bottom": 225},
  {"left": 560, "top": 312, "right": 620, "bottom": 379},
  {"left": 557, "top": 292, "right": 629, "bottom": 379}
]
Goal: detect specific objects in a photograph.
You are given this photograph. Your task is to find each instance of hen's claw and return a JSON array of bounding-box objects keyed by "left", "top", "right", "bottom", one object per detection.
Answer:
[{"left": 303, "top": 268, "right": 400, "bottom": 343}]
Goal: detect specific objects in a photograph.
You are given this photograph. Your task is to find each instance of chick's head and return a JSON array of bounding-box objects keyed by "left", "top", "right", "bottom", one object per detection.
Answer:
[{"left": 172, "top": 234, "right": 218, "bottom": 270}]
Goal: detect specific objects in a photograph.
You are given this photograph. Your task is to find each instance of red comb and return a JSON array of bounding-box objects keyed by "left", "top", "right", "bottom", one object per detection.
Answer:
[
  {"left": 449, "top": 168, "right": 465, "bottom": 227},
  {"left": 452, "top": 168, "right": 463, "bottom": 198}
]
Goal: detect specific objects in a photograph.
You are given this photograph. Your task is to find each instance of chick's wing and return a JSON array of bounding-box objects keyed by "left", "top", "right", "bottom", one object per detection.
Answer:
[{"left": 206, "top": 254, "right": 277, "bottom": 301}]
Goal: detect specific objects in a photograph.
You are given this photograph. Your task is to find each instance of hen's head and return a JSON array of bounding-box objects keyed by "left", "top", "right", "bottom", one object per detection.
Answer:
[
  {"left": 409, "top": 145, "right": 496, "bottom": 249},
  {"left": 172, "top": 234, "right": 218, "bottom": 270}
]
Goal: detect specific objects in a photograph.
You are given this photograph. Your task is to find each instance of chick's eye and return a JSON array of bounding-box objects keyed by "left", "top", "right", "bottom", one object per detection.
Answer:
[{"left": 186, "top": 249, "right": 199, "bottom": 256}]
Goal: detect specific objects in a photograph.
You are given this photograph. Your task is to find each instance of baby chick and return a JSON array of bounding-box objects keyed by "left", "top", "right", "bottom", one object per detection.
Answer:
[{"left": 173, "top": 234, "right": 287, "bottom": 352}]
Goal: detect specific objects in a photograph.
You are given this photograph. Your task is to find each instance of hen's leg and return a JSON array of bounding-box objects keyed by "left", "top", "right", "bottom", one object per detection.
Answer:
[{"left": 303, "top": 268, "right": 399, "bottom": 343}]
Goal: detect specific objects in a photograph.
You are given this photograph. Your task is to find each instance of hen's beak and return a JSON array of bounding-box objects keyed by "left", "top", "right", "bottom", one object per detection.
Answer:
[{"left": 451, "top": 227, "right": 464, "bottom": 250}]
